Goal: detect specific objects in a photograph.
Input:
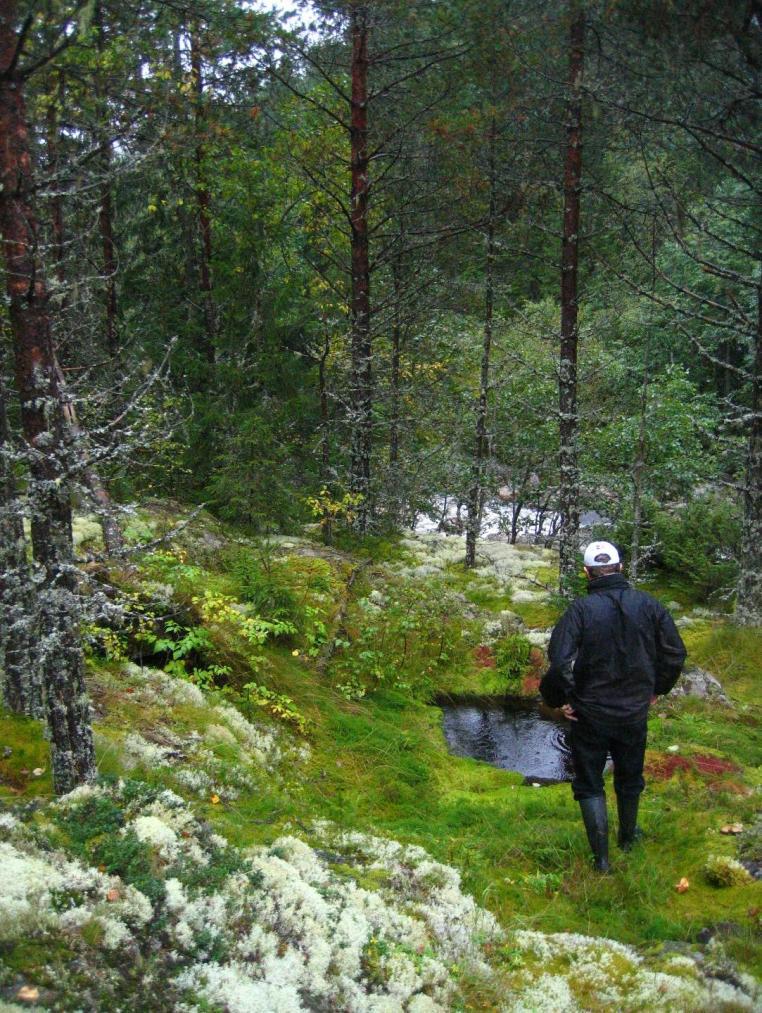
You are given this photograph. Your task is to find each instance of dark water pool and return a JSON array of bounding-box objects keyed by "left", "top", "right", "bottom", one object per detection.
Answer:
[{"left": 439, "top": 697, "right": 574, "bottom": 783}]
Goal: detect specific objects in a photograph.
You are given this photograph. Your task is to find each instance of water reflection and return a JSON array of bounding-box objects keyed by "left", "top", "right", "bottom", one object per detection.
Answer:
[{"left": 440, "top": 701, "right": 574, "bottom": 782}]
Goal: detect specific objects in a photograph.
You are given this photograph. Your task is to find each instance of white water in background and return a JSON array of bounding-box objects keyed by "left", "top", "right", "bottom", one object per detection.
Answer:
[{"left": 412, "top": 495, "right": 608, "bottom": 541}]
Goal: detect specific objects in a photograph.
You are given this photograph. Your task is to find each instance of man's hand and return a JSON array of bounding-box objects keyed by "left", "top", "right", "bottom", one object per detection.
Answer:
[{"left": 561, "top": 703, "right": 578, "bottom": 722}]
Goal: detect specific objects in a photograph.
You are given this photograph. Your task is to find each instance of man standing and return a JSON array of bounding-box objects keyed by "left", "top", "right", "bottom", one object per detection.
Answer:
[{"left": 540, "top": 541, "right": 687, "bottom": 872}]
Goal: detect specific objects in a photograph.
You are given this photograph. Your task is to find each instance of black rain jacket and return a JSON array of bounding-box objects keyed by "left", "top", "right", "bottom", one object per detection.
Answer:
[{"left": 539, "top": 573, "right": 687, "bottom": 723}]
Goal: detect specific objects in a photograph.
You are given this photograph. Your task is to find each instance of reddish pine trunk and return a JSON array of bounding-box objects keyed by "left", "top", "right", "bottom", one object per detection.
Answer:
[
  {"left": 349, "top": 3, "right": 372, "bottom": 530},
  {"left": 558, "top": 0, "right": 584, "bottom": 593},
  {"left": 46, "top": 72, "right": 66, "bottom": 296},
  {"left": 0, "top": 3, "right": 96, "bottom": 793},
  {"left": 191, "top": 27, "right": 216, "bottom": 362}
]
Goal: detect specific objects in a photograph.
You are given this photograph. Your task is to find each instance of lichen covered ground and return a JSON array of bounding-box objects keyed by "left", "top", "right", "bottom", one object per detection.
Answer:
[{"left": 1, "top": 506, "right": 760, "bottom": 1011}]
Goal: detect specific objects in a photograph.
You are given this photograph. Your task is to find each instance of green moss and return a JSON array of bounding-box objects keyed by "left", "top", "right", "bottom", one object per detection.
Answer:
[
  {"left": 72, "top": 515, "right": 104, "bottom": 550},
  {"left": 0, "top": 711, "right": 52, "bottom": 799},
  {"left": 637, "top": 573, "right": 704, "bottom": 610},
  {"left": 682, "top": 623, "right": 762, "bottom": 705},
  {"left": 0, "top": 937, "right": 75, "bottom": 976},
  {"left": 443, "top": 564, "right": 509, "bottom": 610},
  {"left": 4, "top": 514, "right": 761, "bottom": 989},
  {"left": 80, "top": 919, "right": 107, "bottom": 948},
  {"left": 509, "top": 599, "right": 561, "bottom": 629}
]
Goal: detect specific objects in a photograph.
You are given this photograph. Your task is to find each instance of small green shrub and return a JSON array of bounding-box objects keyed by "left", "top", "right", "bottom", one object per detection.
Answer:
[
  {"left": 92, "top": 830, "right": 166, "bottom": 903},
  {"left": 494, "top": 634, "right": 532, "bottom": 688},
  {"left": 228, "top": 548, "right": 298, "bottom": 623},
  {"left": 54, "top": 793, "right": 165, "bottom": 904},
  {"left": 739, "top": 816, "right": 762, "bottom": 864},
  {"left": 56, "top": 795, "right": 124, "bottom": 849},
  {"left": 524, "top": 870, "right": 563, "bottom": 896},
  {"left": 652, "top": 494, "right": 740, "bottom": 598},
  {"left": 331, "top": 579, "right": 466, "bottom": 700}
]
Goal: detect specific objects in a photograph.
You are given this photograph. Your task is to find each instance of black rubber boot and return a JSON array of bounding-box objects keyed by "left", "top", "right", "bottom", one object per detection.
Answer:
[
  {"left": 579, "top": 796, "right": 610, "bottom": 873},
  {"left": 616, "top": 794, "right": 643, "bottom": 851}
]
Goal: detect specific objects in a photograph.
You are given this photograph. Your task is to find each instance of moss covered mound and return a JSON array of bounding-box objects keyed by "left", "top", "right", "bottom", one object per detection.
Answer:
[{"left": 1, "top": 504, "right": 760, "bottom": 1010}]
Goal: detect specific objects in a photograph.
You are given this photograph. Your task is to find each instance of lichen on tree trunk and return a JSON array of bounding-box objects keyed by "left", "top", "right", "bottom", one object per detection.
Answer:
[
  {"left": 735, "top": 277, "right": 762, "bottom": 626},
  {"left": 0, "top": 2, "right": 96, "bottom": 792},
  {"left": 0, "top": 370, "right": 42, "bottom": 717}
]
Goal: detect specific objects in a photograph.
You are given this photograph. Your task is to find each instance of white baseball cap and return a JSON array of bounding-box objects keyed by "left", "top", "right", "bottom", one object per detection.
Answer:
[{"left": 583, "top": 541, "right": 620, "bottom": 567}]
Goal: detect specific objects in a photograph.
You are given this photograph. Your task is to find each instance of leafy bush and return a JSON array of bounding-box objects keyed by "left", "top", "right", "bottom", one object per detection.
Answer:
[
  {"left": 242, "top": 681, "right": 311, "bottom": 735},
  {"left": 332, "top": 579, "right": 466, "bottom": 700},
  {"left": 651, "top": 493, "right": 740, "bottom": 598}
]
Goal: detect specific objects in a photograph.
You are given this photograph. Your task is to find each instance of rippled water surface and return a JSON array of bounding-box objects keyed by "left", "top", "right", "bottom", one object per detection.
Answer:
[{"left": 440, "top": 700, "right": 573, "bottom": 782}]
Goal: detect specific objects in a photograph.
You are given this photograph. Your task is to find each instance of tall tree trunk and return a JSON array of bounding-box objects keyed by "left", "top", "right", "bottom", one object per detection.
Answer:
[
  {"left": 387, "top": 238, "right": 403, "bottom": 525},
  {"left": 99, "top": 161, "right": 118, "bottom": 355},
  {"left": 348, "top": 3, "right": 372, "bottom": 531},
  {"left": 736, "top": 273, "right": 762, "bottom": 625},
  {"left": 191, "top": 26, "right": 216, "bottom": 363},
  {"left": 95, "top": 4, "right": 119, "bottom": 356},
  {"left": 465, "top": 122, "right": 497, "bottom": 568},
  {"left": 0, "top": 368, "right": 42, "bottom": 716},
  {"left": 46, "top": 71, "right": 66, "bottom": 299},
  {"left": 0, "top": 5, "right": 96, "bottom": 792},
  {"left": 557, "top": 0, "right": 584, "bottom": 594},
  {"left": 44, "top": 59, "right": 122, "bottom": 555},
  {"left": 389, "top": 249, "right": 402, "bottom": 470},
  {"left": 319, "top": 330, "right": 331, "bottom": 482},
  {"left": 630, "top": 354, "right": 649, "bottom": 583}
]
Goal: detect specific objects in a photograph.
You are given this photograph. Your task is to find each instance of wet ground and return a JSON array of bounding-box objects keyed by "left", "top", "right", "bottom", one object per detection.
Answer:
[{"left": 439, "top": 697, "right": 574, "bottom": 783}]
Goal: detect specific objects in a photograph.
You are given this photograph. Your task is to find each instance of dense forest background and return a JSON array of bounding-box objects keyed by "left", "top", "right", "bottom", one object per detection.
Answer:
[{"left": 0, "top": 0, "right": 760, "bottom": 791}]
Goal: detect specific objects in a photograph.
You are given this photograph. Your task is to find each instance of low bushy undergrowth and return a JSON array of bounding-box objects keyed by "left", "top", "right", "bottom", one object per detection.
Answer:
[
  {"left": 494, "top": 634, "right": 532, "bottom": 690},
  {"left": 2, "top": 509, "right": 760, "bottom": 1009},
  {"left": 331, "top": 578, "right": 470, "bottom": 701}
]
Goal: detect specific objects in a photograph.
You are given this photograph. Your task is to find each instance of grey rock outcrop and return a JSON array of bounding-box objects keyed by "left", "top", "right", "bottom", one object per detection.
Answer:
[{"left": 671, "top": 666, "right": 731, "bottom": 706}]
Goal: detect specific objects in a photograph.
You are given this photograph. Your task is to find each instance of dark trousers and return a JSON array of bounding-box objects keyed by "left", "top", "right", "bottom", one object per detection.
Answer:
[{"left": 569, "top": 715, "right": 648, "bottom": 802}]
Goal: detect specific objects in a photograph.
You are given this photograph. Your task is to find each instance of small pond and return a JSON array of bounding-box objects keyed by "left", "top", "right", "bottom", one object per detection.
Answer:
[{"left": 437, "top": 695, "right": 574, "bottom": 784}]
